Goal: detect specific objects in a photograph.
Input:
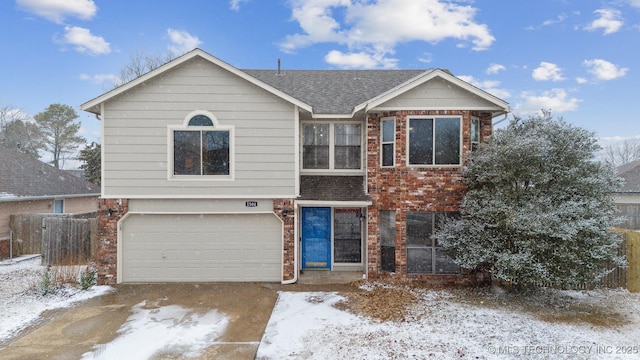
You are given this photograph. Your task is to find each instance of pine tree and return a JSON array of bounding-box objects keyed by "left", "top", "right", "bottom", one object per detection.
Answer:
[
  {"left": 434, "top": 111, "right": 625, "bottom": 288},
  {"left": 78, "top": 142, "right": 101, "bottom": 186},
  {"left": 34, "top": 104, "right": 86, "bottom": 169}
]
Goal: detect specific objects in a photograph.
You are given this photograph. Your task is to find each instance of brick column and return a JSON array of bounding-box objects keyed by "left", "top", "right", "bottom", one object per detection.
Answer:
[
  {"left": 273, "top": 199, "right": 295, "bottom": 282},
  {"left": 97, "top": 198, "right": 128, "bottom": 285}
]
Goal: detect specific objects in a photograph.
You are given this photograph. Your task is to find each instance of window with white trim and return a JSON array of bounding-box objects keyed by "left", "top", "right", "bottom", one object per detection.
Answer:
[
  {"left": 171, "top": 112, "right": 233, "bottom": 178},
  {"left": 302, "top": 122, "right": 362, "bottom": 171},
  {"left": 406, "top": 212, "right": 460, "bottom": 274},
  {"left": 408, "top": 117, "right": 461, "bottom": 166},
  {"left": 381, "top": 118, "right": 395, "bottom": 167},
  {"left": 471, "top": 117, "right": 480, "bottom": 151}
]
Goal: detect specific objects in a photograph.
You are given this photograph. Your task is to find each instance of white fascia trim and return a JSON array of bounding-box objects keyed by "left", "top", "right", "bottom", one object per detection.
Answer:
[
  {"left": 311, "top": 113, "right": 354, "bottom": 119},
  {"left": 294, "top": 106, "right": 301, "bottom": 197},
  {"left": 371, "top": 106, "right": 509, "bottom": 112},
  {"left": 81, "top": 48, "right": 313, "bottom": 114},
  {"left": 101, "top": 194, "right": 296, "bottom": 199},
  {"left": 0, "top": 193, "right": 99, "bottom": 203},
  {"left": 295, "top": 200, "right": 372, "bottom": 207}
]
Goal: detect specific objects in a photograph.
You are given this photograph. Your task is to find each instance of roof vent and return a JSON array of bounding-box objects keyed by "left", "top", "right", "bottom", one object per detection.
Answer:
[{"left": 277, "top": 58, "right": 282, "bottom": 76}]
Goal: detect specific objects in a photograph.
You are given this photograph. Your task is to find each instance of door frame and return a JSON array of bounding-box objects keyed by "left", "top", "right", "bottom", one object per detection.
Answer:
[{"left": 299, "top": 205, "right": 367, "bottom": 271}]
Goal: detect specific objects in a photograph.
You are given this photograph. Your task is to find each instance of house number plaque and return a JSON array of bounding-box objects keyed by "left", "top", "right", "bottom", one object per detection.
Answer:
[{"left": 245, "top": 201, "right": 258, "bottom": 207}]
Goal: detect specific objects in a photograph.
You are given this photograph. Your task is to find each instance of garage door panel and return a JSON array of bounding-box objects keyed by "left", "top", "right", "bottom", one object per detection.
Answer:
[{"left": 121, "top": 214, "right": 281, "bottom": 282}]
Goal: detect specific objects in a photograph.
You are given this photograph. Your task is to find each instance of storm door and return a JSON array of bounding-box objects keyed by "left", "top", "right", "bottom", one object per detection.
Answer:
[
  {"left": 333, "top": 208, "right": 362, "bottom": 263},
  {"left": 301, "top": 207, "right": 331, "bottom": 269}
]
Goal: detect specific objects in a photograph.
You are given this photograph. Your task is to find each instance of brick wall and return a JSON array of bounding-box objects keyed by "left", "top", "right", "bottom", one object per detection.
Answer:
[
  {"left": 274, "top": 198, "right": 296, "bottom": 281},
  {"left": 366, "top": 110, "right": 492, "bottom": 284},
  {"left": 96, "top": 198, "right": 128, "bottom": 285}
]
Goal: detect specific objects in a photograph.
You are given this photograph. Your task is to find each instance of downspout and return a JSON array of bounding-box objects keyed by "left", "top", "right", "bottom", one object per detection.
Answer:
[
  {"left": 491, "top": 112, "right": 509, "bottom": 132},
  {"left": 281, "top": 202, "right": 299, "bottom": 284}
]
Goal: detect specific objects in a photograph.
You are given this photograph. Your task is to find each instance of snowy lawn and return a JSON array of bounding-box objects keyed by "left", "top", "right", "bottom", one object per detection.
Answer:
[
  {"left": 0, "top": 257, "right": 112, "bottom": 343},
  {"left": 257, "top": 283, "right": 640, "bottom": 360}
]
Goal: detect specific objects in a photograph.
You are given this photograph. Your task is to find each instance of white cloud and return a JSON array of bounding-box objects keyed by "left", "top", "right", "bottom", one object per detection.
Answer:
[
  {"left": 62, "top": 26, "right": 110, "bottom": 55},
  {"left": 458, "top": 75, "right": 511, "bottom": 100},
  {"left": 583, "top": 59, "right": 628, "bottom": 80},
  {"left": 515, "top": 88, "right": 581, "bottom": 114},
  {"left": 229, "top": 0, "right": 249, "bottom": 11},
  {"left": 324, "top": 50, "right": 397, "bottom": 69},
  {"left": 167, "top": 29, "right": 202, "bottom": 55},
  {"left": 79, "top": 73, "right": 117, "bottom": 84},
  {"left": 280, "top": 0, "right": 495, "bottom": 69},
  {"left": 576, "top": 77, "right": 588, "bottom": 84},
  {"left": 629, "top": 0, "right": 640, "bottom": 8},
  {"left": 532, "top": 62, "right": 565, "bottom": 82},
  {"left": 584, "top": 9, "right": 623, "bottom": 35},
  {"left": 486, "top": 63, "right": 506, "bottom": 75},
  {"left": 17, "top": 0, "right": 97, "bottom": 23}
]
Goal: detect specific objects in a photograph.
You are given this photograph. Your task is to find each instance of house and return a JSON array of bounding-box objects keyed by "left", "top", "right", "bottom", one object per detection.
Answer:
[
  {"left": 81, "top": 48, "right": 509, "bottom": 285},
  {"left": 0, "top": 145, "right": 100, "bottom": 259},
  {"left": 615, "top": 160, "right": 640, "bottom": 230}
]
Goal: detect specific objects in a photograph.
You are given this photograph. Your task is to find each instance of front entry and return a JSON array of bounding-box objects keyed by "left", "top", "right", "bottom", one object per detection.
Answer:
[{"left": 302, "top": 207, "right": 331, "bottom": 269}]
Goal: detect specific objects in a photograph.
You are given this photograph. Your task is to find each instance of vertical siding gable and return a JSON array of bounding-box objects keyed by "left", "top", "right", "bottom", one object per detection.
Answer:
[{"left": 102, "top": 57, "right": 297, "bottom": 198}]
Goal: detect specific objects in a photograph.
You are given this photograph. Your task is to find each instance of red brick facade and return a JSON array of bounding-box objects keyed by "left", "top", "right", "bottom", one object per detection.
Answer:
[
  {"left": 273, "top": 198, "right": 296, "bottom": 281},
  {"left": 366, "top": 110, "right": 492, "bottom": 284},
  {"left": 97, "top": 198, "right": 128, "bottom": 285}
]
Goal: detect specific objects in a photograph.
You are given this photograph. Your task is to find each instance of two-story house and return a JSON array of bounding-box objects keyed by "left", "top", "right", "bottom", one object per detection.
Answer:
[{"left": 81, "top": 49, "right": 509, "bottom": 285}]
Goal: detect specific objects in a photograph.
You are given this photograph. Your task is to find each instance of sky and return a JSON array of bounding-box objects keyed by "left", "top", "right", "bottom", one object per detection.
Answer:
[{"left": 1, "top": 0, "right": 639, "bottom": 168}]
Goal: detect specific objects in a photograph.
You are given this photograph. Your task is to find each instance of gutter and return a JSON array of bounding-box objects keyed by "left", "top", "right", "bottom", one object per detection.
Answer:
[{"left": 0, "top": 193, "right": 100, "bottom": 203}]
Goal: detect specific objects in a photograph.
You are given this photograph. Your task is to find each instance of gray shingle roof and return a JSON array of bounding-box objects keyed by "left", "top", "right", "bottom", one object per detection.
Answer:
[
  {"left": 243, "top": 69, "right": 428, "bottom": 114},
  {"left": 617, "top": 160, "right": 640, "bottom": 193},
  {"left": 0, "top": 145, "right": 99, "bottom": 199}
]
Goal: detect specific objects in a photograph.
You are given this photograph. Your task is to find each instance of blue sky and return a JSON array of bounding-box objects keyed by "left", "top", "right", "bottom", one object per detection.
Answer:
[{"left": 1, "top": 0, "right": 638, "bottom": 165}]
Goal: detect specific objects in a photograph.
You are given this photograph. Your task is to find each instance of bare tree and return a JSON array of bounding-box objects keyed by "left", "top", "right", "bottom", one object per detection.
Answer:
[
  {"left": 604, "top": 139, "right": 640, "bottom": 167},
  {"left": 0, "top": 103, "right": 44, "bottom": 158},
  {"left": 113, "top": 50, "right": 176, "bottom": 88}
]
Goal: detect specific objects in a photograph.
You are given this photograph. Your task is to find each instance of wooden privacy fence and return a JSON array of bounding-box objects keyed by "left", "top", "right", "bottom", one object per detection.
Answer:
[
  {"left": 9, "top": 213, "right": 97, "bottom": 265},
  {"left": 614, "top": 228, "right": 640, "bottom": 292}
]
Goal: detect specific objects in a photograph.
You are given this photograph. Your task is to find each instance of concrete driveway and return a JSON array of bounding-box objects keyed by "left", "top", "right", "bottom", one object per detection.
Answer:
[{"left": 0, "top": 283, "right": 280, "bottom": 360}]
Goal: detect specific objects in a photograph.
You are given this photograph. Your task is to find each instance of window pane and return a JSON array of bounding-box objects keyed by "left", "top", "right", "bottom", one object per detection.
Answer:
[
  {"left": 54, "top": 199, "right": 64, "bottom": 214},
  {"left": 380, "top": 211, "right": 395, "bottom": 246},
  {"left": 435, "top": 248, "right": 461, "bottom": 274},
  {"left": 434, "top": 118, "right": 460, "bottom": 165},
  {"left": 334, "top": 209, "right": 361, "bottom": 263},
  {"left": 303, "top": 124, "right": 329, "bottom": 169},
  {"left": 380, "top": 210, "right": 396, "bottom": 272},
  {"left": 382, "top": 119, "right": 394, "bottom": 143},
  {"left": 188, "top": 115, "right": 213, "bottom": 127},
  {"left": 174, "top": 131, "right": 201, "bottom": 175},
  {"left": 335, "top": 124, "right": 361, "bottom": 169},
  {"left": 406, "top": 212, "right": 432, "bottom": 246},
  {"left": 409, "top": 119, "right": 433, "bottom": 165},
  {"left": 471, "top": 118, "right": 479, "bottom": 143},
  {"left": 382, "top": 144, "right": 394, "bottom": 167},
  {"left": 407, "top": 248, "right": 432, "bottom": 274},
  {"left": 202, "top": 131, "right": 229, "bottom": 175}
]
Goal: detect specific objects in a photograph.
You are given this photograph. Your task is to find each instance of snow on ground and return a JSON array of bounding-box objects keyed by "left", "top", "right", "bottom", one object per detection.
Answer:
[
  {"left": 257, "top": 287, "right": 640, "bottom": 360},
  {"left": 81, "top": 301, "right": 229, "bottom": 359},
  {"left": 0, "top": 257, "right": 112, "bottom": 343}
]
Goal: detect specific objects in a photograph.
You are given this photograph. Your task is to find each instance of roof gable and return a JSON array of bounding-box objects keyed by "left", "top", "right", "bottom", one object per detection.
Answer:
[
  {"left": 0, "top": 145, "right": 99, "bottom": 199},
  {"left": 81, "top": 48, "right": 509, "bottom": 117},
  {"left": 81, "top": 48, "right": 312, "bottom": 114}
]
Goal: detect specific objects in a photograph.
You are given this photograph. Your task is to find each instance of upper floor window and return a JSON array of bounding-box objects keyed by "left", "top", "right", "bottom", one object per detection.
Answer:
[
  {"left": 408, "top": 117, "right": 461, "bottom": 166},
  {"left": 303, "top": 122, "right": 362, "bottom": 171},
  {"left": 170, "top": 111, "right": 233, "bottom": 178},
  {"left": 381, "top": 118, "right": 395, "bottom": 167}
]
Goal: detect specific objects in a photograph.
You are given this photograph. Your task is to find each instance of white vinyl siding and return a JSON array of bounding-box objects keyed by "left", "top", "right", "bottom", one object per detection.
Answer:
[
  {"left": 101, "top": 57, "right": 296, "bottom": 198},
  {"left": 375, "top": 76, "right": 503, "bottom": 110}
]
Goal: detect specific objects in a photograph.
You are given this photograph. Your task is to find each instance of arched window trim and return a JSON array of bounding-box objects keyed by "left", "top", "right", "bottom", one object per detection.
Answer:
[
  {"left": 182, "top": 110, "right": 219, "bottom": 127},
  {"left": 168, "top": 110, "right": 234, "bottom": 181}
]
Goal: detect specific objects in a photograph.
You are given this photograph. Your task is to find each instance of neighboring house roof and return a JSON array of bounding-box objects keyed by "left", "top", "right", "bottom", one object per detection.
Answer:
[
  {"left": 0, "top": 145, "right": 99, "bottom": 201},
  {"left": 81, "top": 48, "right": 510, "bottom": 117},
  {"left": 617, "top": 160, "right": 640, "bottom": 193}
]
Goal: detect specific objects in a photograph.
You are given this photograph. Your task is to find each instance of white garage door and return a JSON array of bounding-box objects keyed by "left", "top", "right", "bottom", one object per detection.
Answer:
[{"left": 121, "top": 213, "right": 282, "bottom": 282}]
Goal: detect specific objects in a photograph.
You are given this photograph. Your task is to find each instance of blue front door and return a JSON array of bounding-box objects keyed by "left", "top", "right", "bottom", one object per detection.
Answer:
[{"left": 302, "top": 207, "right": 331, "bottom": 269}]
